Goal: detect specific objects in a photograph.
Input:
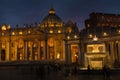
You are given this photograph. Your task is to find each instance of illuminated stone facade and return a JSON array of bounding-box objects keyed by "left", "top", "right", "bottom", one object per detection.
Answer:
[
  {"left": 0, "top": 8, "right": 80, "bottom": 65},
  {"left": 85, "top": 12, "right": 120, "bottom": 28},
  {"left": 1, "top": 9, "right": 120, "bottom": 69},
  {"left": 81, "top": 12, "right": 120, "bottom": 69}
]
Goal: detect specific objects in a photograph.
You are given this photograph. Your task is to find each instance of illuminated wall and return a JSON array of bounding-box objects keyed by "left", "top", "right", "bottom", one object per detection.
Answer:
[{"left": 0, "top": 8, "right": 80, "bottom": 65}]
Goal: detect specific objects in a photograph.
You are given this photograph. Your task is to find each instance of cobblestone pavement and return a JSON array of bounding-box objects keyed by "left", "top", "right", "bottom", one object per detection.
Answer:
[
  {"left": 0, "top": 66, "right": 119, "bottom": 80},
  {"left": 43, "top": 70, "right": 119, "bottom": 80}
]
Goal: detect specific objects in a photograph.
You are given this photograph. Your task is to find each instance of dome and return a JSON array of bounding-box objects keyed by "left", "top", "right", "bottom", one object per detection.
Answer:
[{"left": 40, "top": 8, "right": 64, "bottom": 27}]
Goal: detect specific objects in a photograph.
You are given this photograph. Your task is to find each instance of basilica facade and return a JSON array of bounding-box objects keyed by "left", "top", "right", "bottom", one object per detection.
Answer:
[
  {"left": 1, "top": 8, "right": 120, "bottom": 69},
  {"left": 0, "top": 8, "right": 80, "bottom": 65}
]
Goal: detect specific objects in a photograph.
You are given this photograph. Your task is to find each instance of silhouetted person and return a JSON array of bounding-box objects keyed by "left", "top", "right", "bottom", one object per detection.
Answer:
[
  {"left": 103, "top": 66, "right": 110, "bottom": 80},
  {"left": 73, "top": 66, "right": 77, "bottom": 75},
  {"left": 87, "top": 65, "right": 91, "bottom": 75},
  {"left": 87, "top": 65, "right": 91, "bottom": 80}
]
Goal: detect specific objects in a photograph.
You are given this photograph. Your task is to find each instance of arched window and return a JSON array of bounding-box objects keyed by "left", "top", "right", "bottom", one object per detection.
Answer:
[
  {"left": 17, "top": 40, "right": 24, "bottom": 60},
  {"left": 48, "top": 38, "right": 54, "bottom": 59}
]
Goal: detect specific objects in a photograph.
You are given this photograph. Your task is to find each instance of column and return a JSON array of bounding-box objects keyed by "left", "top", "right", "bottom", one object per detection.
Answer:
[
  {"left": 80, "top": 40, "right": 86, "bottom": 67},
  {"left": 105, "top": 42, "right": 109, "bottom": 53},
  {"left": 64, "top": 40, "right": 68, "bottom": 64},
  {"left": 118, "top": 42, "right": 120, "bottom": 61},
  {"left": 45, "top": 40, "right": 48, "bottom": 60},
  {"left": 62, "top": 40, "right": 65, "bottom": 60},
  {"left": 31, "top": 43, "right": 33, "bottom": 60},
  {"left": 68, "top": 44, "right": 71, "bottom": 64},
  {"left": 105, "top": 42, "right": 111, "bottom": 66},
  {"left": 0, "top": 42, "right": 1, "bottom": 61},
  {"left": 110, "top": 42, "right": 115, "bottom": 62},
  {"left": 78, "top": 44, "right": 81, "bottom": 65},
  {"left": 54, "top": 41, "right": 57, "bottom": 59},
  {"left": 8, "top": 41, "right": 10, "bottom": 61},
  {"left": 38, "top": 41, "right": 40, "bottom": 60},
  {"left": 15, "top": 42, "right": 18, "bottom": 61},
  {"left": 114, "top": 41, "right": 117, "bottom": 61},
  {"left": 84, "top": 55, "right": 87, "bottom": 68},
  {"left": 23, "top": 40, "right": 25, "bottom": 60},
  {"left": 8, "top": 39, "right": 12, "bottom": 61},
  {"left": 24, "top": 41, "right": 28, "bottom": 60}
]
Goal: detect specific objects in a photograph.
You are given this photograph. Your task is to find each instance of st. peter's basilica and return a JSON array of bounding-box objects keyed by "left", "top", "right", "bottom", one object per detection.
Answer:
[{"left": 1, "top": 8, "right": 120, "bottom": 69}]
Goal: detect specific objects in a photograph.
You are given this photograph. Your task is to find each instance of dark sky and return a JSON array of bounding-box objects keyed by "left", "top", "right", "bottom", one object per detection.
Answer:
[{"left": 0, "top": 0, "right": 120, "bottom": 30}]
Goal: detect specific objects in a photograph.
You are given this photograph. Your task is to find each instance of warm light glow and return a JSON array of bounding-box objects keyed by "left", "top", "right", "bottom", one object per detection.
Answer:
[
  {"left": 2, "top": 25, "right": 6, "bottom": 31},
  {"left": 40, "top": 41, "right": 44, "bottom": 47},
  {"left": 87, "top": 44, "right": 105, "bottom": 53},
  {"left": 18, "top": 40, "right": 23, "bottom": 48},
  {"left": 68, "top": 28, "right": 72, "bottom": 33},
  {"left": 28, "top": 41, "right": 31, "bottom": 47},
  {"left": 74, "top": 35, "right": 77, "bottom": 38},
  {"left": 28, "top": 30, "right": 31, "bottom": 34},
  {"left": 57, "top": 53, "right": 60, "bottom": 59},
  {"left": 20, "top": 53, "right": 23, "bottom": 60},
  {"left": 2, "top": 42, "right": 6, "bottom": 48},
  {"left": 19, "top": 31, "right": 23, "bottom": 35},
  {"left": 34, "top": 52, "right": 38, "bottom": 60},
  {"left": 48, "top": 38, "right": 54, "bottom": 47},
  {"left": 12, "top": 32, "right": 15, "bottom": 35},
  {"left": 93, "top": 35, "right": 98, "bottom": 41},
  {"left": 49, "top": 30, "right": 53, "bottom": 33},
  {"left": 56, "top": 24, "right": 62, "bottom": 27},
  {"left": 7, "top": 24, "right": 11, "bottom": 29},
  {"left": 50, "top": 24, "right": 54, "bottom": 27},
  {"left": 89, "top": 34, "right": 93, "bottom": 38},
  {"left": 103, "top": 32, "right": 107, "bottom": 36},
  {"left": 49, "top": 8, "right": 55, "bottom": 14},
  {"left": 90, "top": 61, "right": 103, "bottom": 69},
  {"left": 116, "top": 41, "right": 118, "bottom": 43},
  {"left": 33, "top": 43, "right": 37, "bottom": 47},
  {"left": 75, "top": 54, "right": 78, "bottom": 57},
  {"left": 67, "top": 36, "right": 70, "bottom": 39},
  {"left": 118, "top": 30, "right": 120, "bottom": 34},
  {"left": 58, "top": 30, "right": 61, "bottom": 33},
  {"left": 71, "top": 45, "right": 79, "bottom": 63},
  {"left": 87, "top": 24, "right": 90, "bottom": 27}
]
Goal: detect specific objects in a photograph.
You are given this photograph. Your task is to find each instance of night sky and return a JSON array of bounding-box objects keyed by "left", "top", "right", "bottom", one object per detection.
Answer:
[{"left": 0, "top": 0, "right": 120, "bottom": 30}]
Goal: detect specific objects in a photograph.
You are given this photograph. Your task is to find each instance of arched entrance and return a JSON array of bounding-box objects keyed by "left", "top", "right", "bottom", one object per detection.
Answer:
[
  {"left": 1, "top": 49, "right": 6, "bottom": 61},
  {"left": 17, "top": 39, "right": 24, "bottom": 60},
  {"left": 48, "top": 38, "right": 54, "bottom": 60}
]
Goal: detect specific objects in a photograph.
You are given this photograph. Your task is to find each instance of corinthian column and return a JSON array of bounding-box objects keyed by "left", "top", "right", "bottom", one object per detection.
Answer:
[
  {"left": 24, "top": 40, "right": 28, "bottom": 60},
  {"left": 65, "top": 40, "right": 69, "bottom": 64},
  {"left": 45, "top": 40, "right": 48, "bottom": 60}
]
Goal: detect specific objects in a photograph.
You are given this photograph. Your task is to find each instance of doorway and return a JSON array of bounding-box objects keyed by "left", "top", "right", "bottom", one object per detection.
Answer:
[
  {"left": 71, "top": 45, "right": 79, "bottom": 64},
  {"left": 1, "top": 49, "right": 6, "bottom": 61}
]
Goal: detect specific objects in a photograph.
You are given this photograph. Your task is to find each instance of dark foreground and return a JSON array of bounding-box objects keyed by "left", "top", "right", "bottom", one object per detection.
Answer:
[{"left": 0, "top": 62, "right": 119, "bottom": 80}]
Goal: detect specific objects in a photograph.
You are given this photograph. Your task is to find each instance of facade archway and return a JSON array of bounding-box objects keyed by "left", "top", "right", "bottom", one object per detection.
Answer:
[
  {"left": 1, "top": 49, "right": 6, "bottom": 61},
  {"left": 33, "top": 40, "right": 39, "bottom": 61},
  {"left": 48, "top": 38, "right": 54, "bottom": 60},
  {"left": 71, "top": 45, "right": 79, "bottom": 64},
  {"left": 17, "top": 39, "right": 24, "bottom": 60}
]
